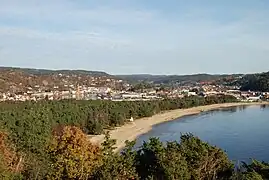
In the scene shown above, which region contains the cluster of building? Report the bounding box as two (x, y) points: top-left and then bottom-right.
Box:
(0, 84), (162, 101)
(2, 68), (268, 102)
(0, 74), (269, 101)
(1, 81), (268, 102)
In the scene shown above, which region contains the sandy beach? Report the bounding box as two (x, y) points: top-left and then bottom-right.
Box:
(89, 102), (268, 152)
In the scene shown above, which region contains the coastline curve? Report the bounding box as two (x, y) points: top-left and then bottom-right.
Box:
(89, 102), (269, 152)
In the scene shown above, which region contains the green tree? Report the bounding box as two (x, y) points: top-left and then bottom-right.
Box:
(179, 134), (233, 180)
(136, 138), (190, 180)
(92, 133), (138, 180)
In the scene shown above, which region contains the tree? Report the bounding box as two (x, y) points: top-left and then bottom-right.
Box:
(0, 131), (23, 179)
(92, 133), (138, 180)
(240, 72), (269, 92)
(179, 134), (233, 180)
(46, 126), (101, 180)
(136, 137), (190, 180)
(240, 160), (269, 179)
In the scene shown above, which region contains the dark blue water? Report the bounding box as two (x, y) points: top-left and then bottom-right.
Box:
(135, 105), (269, 162)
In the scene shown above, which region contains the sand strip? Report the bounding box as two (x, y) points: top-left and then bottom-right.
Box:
(89, 102), (268, 152)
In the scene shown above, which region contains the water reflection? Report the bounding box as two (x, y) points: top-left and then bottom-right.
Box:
(204, 106), (239, 116)
(260, 104), (268, 109)
(238, 105), (247, 111)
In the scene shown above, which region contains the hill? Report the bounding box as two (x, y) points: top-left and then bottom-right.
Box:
(240, 71), (269, 92)
(0, 67), (117, 93)
(116, 73), (243, 84)
(1, 66), (267, 93)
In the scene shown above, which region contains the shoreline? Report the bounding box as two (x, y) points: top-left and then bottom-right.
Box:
(89, 102), (269, 152)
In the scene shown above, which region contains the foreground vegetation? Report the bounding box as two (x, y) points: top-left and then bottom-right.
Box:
(1, 127), (269, 179)
(0, 95), (250, 179)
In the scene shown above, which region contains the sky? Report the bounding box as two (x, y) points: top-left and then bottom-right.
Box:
(0, 0), (269, 75)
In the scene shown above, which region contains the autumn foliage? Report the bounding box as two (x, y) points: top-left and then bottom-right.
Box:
(46, 126), (101, 179)
(0, 131), (23, 179)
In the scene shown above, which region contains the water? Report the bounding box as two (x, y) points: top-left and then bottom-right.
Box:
(135, 105), (269, 162)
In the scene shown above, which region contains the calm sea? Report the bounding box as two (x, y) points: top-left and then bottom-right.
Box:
(135, 105), (269, 162)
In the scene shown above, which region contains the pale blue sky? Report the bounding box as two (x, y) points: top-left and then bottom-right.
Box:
(0, 0), (269, 75)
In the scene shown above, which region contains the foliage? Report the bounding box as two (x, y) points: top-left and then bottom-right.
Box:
(0, 131), (23, 180)
(46, 126), (101, 180)
(135, 135), (233, 180)
(1, 124), (269, 179)
(129, 82), (154, 92)
(179, 134), (233, 179)
(0, 67), (113, 93)
(135, 137), (190, 180)
(240, 72), (269, 92)
(92, 135), (138, 180)
(117, 74), (242, 85)
(238, 160), (269, 179)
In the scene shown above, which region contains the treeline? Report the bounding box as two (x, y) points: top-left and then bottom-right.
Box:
(1, 126), (268, 179)
(0, 95), (237, 134)
(116, 74), (240, 85)
(240, 72), (269, 92)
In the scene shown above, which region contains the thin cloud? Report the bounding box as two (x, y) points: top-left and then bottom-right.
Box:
(0, 0), (269, 74)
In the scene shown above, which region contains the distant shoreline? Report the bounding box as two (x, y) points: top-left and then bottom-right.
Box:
(89, 102), (269, 152)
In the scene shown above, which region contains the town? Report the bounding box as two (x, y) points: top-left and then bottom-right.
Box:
(0, 68), (268, 102)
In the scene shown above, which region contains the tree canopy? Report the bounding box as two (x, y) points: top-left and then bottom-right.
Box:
(240, 72), (269, 92)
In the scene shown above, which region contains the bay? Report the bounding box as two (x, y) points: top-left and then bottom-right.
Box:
(135, 105), (269, 162)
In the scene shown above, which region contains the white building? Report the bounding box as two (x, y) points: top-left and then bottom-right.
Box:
(122, 93), (142, 99)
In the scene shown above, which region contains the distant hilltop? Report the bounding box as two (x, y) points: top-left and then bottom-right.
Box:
(0, 66), (111, 77)
(0, 66), (120, 93)
(0, 66), (268, 92)
(117, 72), (269, 93)
(116, 73), (244, 84)
(0, 66), (244, 84)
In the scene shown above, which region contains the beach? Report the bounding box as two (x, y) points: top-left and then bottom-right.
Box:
(89, 102), (268, 152)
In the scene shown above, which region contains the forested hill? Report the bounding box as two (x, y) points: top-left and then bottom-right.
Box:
(0, 67), (117, 92)
(2, 66), (268, 90)
(116, 73), (243, 84)
(240, 71), (269, 92)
